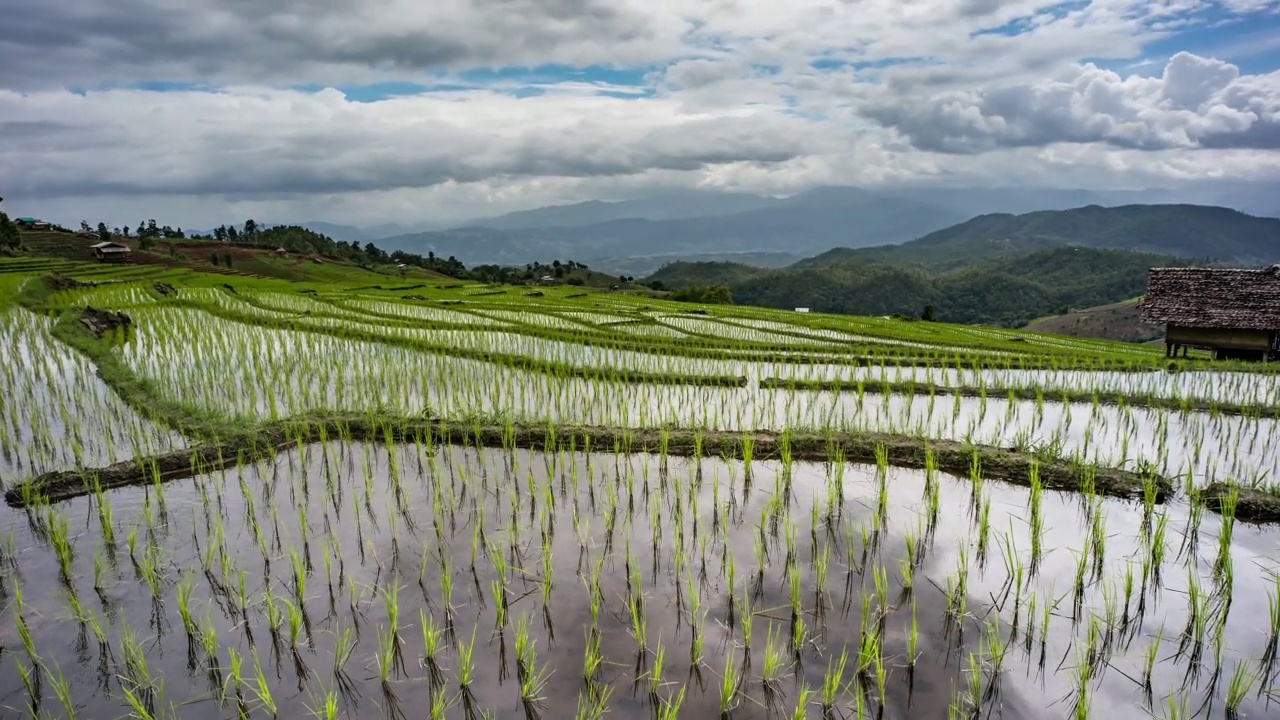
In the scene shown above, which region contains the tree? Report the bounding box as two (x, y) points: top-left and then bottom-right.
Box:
(138, 234), (154, 251)
(227, 226), (239, 243)
(921, 304), (936, 322)
(364, 242), (388, 264)
(214, 226), (227, 242)
(0, 211), (20, 250)
(96, 222), (111, 244)
(669, 284), (733, 305)
(243, 219), (257, 241)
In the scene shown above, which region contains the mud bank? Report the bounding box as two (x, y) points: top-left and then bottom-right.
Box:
(5, 415), (1171, 507)
(1201, 481), (1280, 524)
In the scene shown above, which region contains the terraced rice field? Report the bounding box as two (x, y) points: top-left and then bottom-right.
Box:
(0, 266), (1277, 720)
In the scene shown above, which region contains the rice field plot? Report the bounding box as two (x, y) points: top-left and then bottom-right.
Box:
(73, 283), (163, 308)
(177, 288), (301, 322)
(657, 315), (844, 348)
(755, 362), (1280, 407)
(3, 270), (1279, 720)
(340, 298), (514, 327)
(717, 316), (1027, 357)
(557, 311), (646, 326)
(604, 321), (693, 339)
(0, 308), (187, 481)
(470, 308), (604, 332)
(0, 435), (1276, 720)
(114, 307), (1278, 490)
(244, 292), (381, 322)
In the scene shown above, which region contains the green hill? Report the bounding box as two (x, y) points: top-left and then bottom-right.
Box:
(648, 246), (1189, 328)
(646, 204), (1275, 328)
(1024, 298), (1164, 344)
(796, 204), (1278, 270)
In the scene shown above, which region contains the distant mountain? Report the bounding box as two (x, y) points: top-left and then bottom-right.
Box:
(470, 191), (780, 230)
(300, 221), (423, 243)
(644, 203), (1279, 327)
(796, 204), (1280, 270)
(377, 187), (969, 265)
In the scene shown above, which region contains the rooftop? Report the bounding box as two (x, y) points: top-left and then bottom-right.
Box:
(1141, 266), (1280, 331)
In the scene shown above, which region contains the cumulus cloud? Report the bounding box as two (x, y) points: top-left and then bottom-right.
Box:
(0, 87), (832, 198)
(863, 52), (1280, 153)
(3, 0), (1280, 226)
(0, 0), (1209, 90)
(0, 0), (684, 89)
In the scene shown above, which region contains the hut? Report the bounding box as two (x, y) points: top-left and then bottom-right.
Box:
(15, 217), (50, 230)
(90, 241), (132, 263)
(1141, 266), (1280, 361)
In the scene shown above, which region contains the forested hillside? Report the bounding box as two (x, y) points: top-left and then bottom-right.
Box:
(648, 247), (1190, 327)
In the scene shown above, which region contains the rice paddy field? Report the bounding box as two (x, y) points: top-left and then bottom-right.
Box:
(1, 261), (1278, 720)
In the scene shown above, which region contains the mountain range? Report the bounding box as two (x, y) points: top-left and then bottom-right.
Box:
(289, 183), (1279, 272)
(645, 204), (1280, 328)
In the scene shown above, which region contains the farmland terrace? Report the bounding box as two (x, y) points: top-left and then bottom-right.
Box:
(0, 258), (1277, 720)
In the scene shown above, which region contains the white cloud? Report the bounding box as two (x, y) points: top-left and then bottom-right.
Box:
(2, 0), (1279, 227)
(862, 52), (1280, 152)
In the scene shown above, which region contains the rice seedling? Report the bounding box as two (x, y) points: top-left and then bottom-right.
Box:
(718, 656), (741, 719)
(248, 649), (277, 717)
(757, 622), (788, 707)
(1224, 660), (1257, 719)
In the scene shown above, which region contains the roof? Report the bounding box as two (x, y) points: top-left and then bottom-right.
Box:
(90, 241), (130, 250)
(1142, 266), (1280, 330)
(16, 217), (39, 222)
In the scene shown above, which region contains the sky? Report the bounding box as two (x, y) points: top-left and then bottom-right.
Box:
(2, 0), (1279, 230)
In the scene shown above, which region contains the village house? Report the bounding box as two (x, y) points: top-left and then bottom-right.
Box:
(15, 217), (51, 230)
(1141, 265), (1280, 361)
(90, 241), (132, 263)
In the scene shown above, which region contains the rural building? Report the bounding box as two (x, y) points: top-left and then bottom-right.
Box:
(15, 217), (50, 230)
(90, 241), (132, 263)
(1141, 266), (1280, 361)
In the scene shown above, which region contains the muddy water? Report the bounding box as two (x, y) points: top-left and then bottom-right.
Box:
(0, 444), (1276, 719)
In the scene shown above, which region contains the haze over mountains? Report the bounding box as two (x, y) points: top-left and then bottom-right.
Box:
(296, 183), (1280, 274)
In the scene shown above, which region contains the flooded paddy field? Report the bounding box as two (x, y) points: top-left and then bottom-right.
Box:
(3, 444), (1278, 719)
(0, 273), (1277, 719)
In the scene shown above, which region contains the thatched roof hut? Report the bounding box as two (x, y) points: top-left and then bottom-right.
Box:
(1142, 265), (1280, 360)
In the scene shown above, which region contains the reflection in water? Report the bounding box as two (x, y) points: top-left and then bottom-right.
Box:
(0, 443), (1275, 718)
